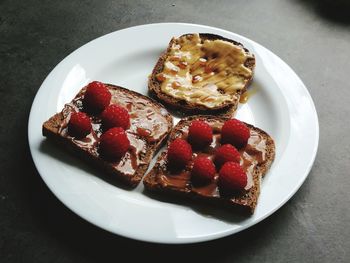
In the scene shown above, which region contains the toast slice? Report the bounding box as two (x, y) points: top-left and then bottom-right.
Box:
(143, 116), (275, 214)
(149, 33), (255, 115)
(43, 83), (173, 188)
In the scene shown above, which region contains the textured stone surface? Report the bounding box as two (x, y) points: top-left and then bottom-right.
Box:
(1, 0), (349, 262)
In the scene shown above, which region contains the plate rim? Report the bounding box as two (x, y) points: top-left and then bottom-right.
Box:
(28, 22), (319, 244)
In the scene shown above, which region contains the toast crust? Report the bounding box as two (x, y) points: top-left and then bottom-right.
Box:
(143, 116), (275, 213)
(43, 84), (173, 188)
(149, 33), (256, 116)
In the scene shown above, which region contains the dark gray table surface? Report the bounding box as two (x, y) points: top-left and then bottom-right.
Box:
(1, 0), (349, 262)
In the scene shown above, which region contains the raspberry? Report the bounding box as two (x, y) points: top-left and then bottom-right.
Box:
(83, 81), (111, 112)
(218, 162), (247, 192)
(167, 138), (192, 169)
(99, 127), (130, 161)
(101, 104), (130, 130)
(68, 112), (92, 138)
(221, 119), (250, 148)
(191, 157), (216, 185)
(188, 120), (213, 148)
(214, 144), (241, 168)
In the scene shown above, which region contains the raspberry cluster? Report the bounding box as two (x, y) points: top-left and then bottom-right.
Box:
(67, 81), (131, 161)
(166, 119), (250, 192)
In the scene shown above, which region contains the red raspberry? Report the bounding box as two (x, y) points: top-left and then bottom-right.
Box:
(83, 81), (111, 112)
(214, 144), (241, 168)
(101, 104), (130, 130)
(218, 162), (247, 192)
(188, 120), (213, 148)
(68, 112), (92, 138)
(99, 127), (130, 161)
(167, 138), (192, 169)
(221, 119), (250, 148)
(191, 157), (216, 184)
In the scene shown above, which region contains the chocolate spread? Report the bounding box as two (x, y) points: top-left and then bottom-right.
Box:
(156, 119), (267, 198)
(58, 86), (170, 176)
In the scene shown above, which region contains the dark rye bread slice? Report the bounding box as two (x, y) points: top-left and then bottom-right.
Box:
(143, 116), (275, 214)
(149, 33), (256, 116)
(43, 84), (173, 188)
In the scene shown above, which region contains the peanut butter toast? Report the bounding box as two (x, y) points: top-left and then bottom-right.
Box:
(149, 33), (255, 115)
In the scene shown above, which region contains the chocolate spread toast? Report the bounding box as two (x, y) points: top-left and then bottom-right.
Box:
(143, 116), (275, 213)
(149, 33), (255, 115)
(42, 83), (173, 188)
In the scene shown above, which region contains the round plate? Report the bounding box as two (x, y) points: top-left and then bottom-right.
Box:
(28, 23), (319, 244)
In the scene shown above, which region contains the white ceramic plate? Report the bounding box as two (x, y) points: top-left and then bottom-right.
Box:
(28, 23), (319, 244)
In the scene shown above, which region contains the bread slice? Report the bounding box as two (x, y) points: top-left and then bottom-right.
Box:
(143, 116), (275, 214)
(149, 33), (255, 115)
(43, 84), (173, 188)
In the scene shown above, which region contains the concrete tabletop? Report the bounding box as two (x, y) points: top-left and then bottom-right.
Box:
(1, 0), (349, 262)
